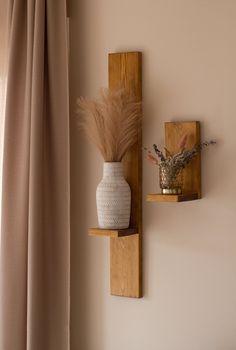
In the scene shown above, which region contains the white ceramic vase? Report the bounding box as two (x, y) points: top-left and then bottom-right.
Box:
(96, 162), (131, 229)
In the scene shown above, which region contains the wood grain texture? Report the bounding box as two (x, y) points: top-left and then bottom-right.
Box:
(109, 52), (142, 230)
(109, 52), (142, 298)
(110, 234), (141, 297)
(146, 193), (199, 202)
(165, 121), (201, 198)
(88, 228), (137, 237)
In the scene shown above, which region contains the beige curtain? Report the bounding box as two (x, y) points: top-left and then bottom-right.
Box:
(0, 0), (9, 228)
(0, 1), (70, 350)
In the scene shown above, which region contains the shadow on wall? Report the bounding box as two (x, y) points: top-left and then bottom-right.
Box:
(68, 0), (106, 349)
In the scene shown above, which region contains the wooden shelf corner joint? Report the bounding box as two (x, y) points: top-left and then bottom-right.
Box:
(146, 121), (201, 203)
(88, 52), (142, 298)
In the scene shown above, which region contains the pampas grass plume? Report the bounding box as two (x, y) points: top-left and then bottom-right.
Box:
(77, 88), (142, 162)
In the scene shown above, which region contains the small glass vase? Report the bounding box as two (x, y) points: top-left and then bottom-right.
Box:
(159, 163), (183, 195)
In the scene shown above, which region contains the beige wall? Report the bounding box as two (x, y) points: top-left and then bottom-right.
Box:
(68, 1), (236, 349)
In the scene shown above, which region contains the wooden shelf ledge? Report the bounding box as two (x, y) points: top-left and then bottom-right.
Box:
(146, 193), (199, 202)
(88, 228), (138, 238)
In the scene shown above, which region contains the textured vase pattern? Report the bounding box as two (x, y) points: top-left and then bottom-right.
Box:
(96, 162), (131, 229)
(159, 163), (183, 194)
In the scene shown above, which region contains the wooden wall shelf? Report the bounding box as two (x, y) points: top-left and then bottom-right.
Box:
(88, 228), (137, 238)
(88, 52), (142, 298)
(146, 121), (201, 203)
(146, 193), (199, 202)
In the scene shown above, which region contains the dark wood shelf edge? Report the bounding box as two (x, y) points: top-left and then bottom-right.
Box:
(146, 193), (199, 202)
(88, 228), (138, 238)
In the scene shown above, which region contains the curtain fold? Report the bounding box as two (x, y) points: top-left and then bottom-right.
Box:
(0, 1), (70, 349)
(0, 1), (9, 232)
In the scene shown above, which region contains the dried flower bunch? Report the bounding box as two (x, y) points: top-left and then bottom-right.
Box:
(145, 134), (216, 182)
(77, 88), (142, 162)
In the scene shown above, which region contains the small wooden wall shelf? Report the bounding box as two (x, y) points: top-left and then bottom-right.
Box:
(146, 121), (201, 203)
(146, 193), (198, 202)
(88, 228), (137, 238)
(88, 52), (142, 298)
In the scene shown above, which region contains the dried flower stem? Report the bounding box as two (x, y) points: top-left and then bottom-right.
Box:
(77, 88), (142, 162)
(145, 138), (216, 178)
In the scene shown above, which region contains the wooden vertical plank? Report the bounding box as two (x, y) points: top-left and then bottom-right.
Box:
(109, 52), (142, 230)
(110, 234), (141, 297)
(165, 121), (201, 198)
(109, 52), (142, 298)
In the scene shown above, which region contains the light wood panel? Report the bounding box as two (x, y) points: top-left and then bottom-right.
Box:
(110, 234), (141, 297)
(147, 121), (201, 202)
(165, 121), (201, 198)
(109, 52), (142, 230)
(88, 228), (137, 238)
(146, 193), (198, 202)
(109, 52), (142, 298)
